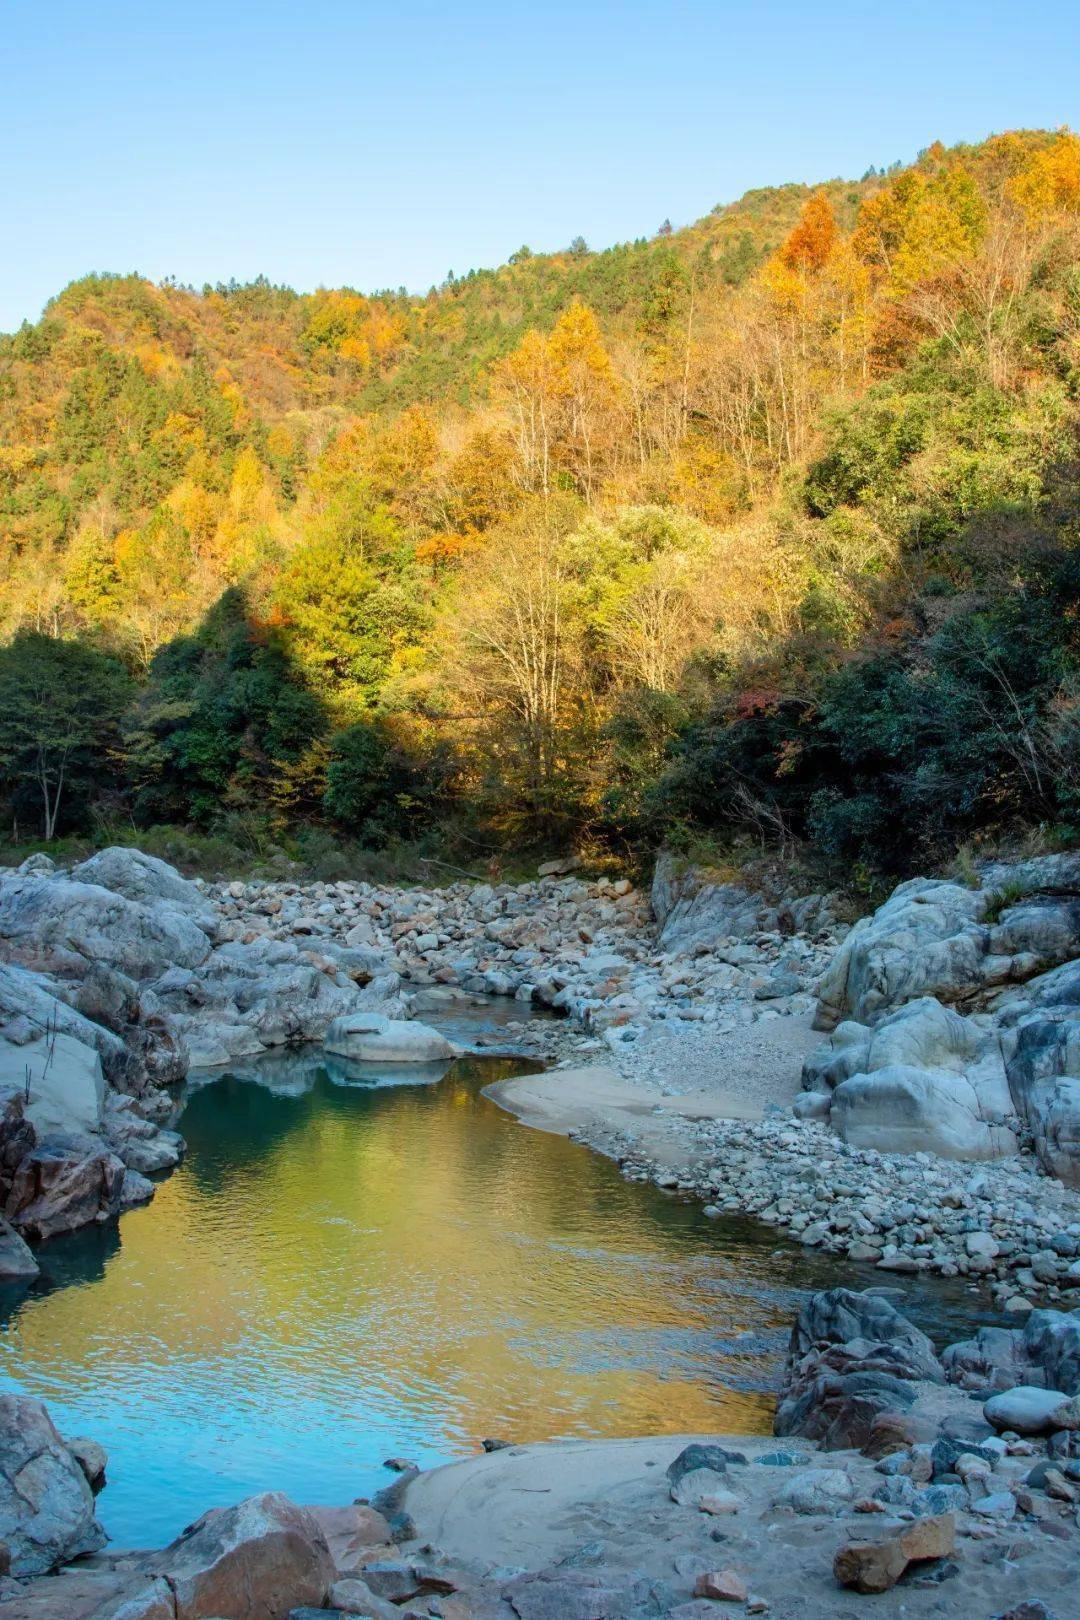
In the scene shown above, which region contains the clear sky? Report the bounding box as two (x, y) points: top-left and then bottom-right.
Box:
(3, 0), (1077, 333)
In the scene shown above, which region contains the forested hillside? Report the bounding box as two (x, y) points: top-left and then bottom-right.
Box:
(1, 129), (1077, 876)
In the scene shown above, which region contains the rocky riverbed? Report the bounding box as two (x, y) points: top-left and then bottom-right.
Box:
(0, 840), (1079, 1615)
(3, 1285), (1079, 1617)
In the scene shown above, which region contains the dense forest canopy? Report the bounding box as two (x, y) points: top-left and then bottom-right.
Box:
(1, 129), (1077, 875)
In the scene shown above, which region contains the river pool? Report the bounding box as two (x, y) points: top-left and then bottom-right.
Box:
(0, 1013), (996, 1548)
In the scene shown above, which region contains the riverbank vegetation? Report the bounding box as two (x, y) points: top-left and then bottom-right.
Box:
(1, 129), (1077, 877)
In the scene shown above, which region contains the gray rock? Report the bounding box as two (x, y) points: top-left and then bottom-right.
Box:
(943, 1308), (1080, 1396)
(323, 1012), (455, 1064)
(0, 1395), (105, 1574)
(71, 848), (217, 933)
(788, 1288), (942, 1382)
(66, 1436), (107, 1494)
(814, 858), (1080, 1031)
(0, 870), (211, 982)
(0, 1216), (39, 1280)
(807, 998), (1017, 1161)
(666, 1443), (746, 1488)
(773, 1467), (855, 1514)
(983, 1385), (1080, 1434)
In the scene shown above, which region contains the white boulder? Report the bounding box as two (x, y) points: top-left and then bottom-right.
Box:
(323, 1012), (456, 1064)
(983, 1384), (1080, 1434)
(0, 1029), (106, 1138)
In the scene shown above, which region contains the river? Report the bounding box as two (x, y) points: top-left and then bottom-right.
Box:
(0, 1005), (997, 1549)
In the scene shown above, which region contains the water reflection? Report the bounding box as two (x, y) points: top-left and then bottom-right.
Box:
(0, 1049), (996, 1549)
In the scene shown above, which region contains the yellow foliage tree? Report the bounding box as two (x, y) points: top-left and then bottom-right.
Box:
(1008, 131), (1080, 221)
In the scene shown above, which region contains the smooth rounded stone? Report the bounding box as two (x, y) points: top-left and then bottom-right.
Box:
(698, 1490), (741, 1516)
(323, 1012), (456, 1064)
(670, 1469), (734, 1509)
(930, 1437), (999, 1479)
(0, 1395), (105, 1574)
(792, 1090), (832, 1121)
(832, 1061), (1017, 1162)
(966, 1231), (1001, 1261)
(754, 1450), (811, 1467)
(772, 1467), (855, 1514)
(984, 1386), (1080, 1435)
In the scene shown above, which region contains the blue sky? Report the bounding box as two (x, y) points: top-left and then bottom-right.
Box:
(2, 0), (1077, 332)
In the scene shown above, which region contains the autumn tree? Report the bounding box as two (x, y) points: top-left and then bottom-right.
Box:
(781, 190), (839, 273)
(1008, 131), (1080, 222)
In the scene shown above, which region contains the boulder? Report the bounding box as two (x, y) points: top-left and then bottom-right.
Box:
(304, 1503), (391, 1574)
(0, 871), (211, 982)
(62, 963), (141, 1035)
(71, 848), (215, 931)
(0, 1217), (39, 1281)
(983, 1385), (1080, 1434)
(788, 1289), (942, 1382)
(773, 1467), (854, 1514)
(0, 1568), (176, 1618)
(0, 1031), (106, 1139)
(804, 997), (1018, 1160)
(103, 1097), (184, 1177)
(1000, 974), (1080, 1186)
(6, 1143), (152, 1241)
(323, 1012), (456, 1064)
(776, 1290), (942, 1450)
(651, 857), (780, 953)
(66, 1437), (107, 1494)
(0, 1395), (105, 1574)
(943, 1308), (1080, 1396)
(147, 1490), (335, 1619)
(832, 1063), (1017, 1159)
(154, 938), (394, 1068)
(0, 964), (127, 1077)
(814, 857), (1080, 1031)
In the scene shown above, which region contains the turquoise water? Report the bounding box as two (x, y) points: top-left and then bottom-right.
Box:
(0, 1023), (994, 1550)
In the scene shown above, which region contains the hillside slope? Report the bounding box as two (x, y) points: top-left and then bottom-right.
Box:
(0, 128), (1076, 872)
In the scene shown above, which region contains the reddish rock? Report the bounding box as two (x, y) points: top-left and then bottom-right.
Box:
(5, 1144), (138, 1241)
(834, 1512), (955, 1594)
(304, 1503), (391, 1572)
(0, 1569), (173, 1618)
(148, 1490), (334, 1619)
(862, 1410), (918, 1459)
(694, 1568), (749, 1602)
